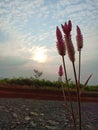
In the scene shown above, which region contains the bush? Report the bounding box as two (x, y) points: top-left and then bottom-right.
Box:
(0, 77), (98, 91)
(85, 85), (98, 91)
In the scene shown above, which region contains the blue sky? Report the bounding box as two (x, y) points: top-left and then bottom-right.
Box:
(0, 0), (98, 85)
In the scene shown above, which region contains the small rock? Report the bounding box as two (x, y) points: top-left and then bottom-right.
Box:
(39, 118), (43, 122)
(12, 113), (18, 118)
(25, 108), (29, 111)
(30, 121), (36, 127)
(40, 113), (44, 116)
(25, 116), (31, 121)
(47, 120), (59, 125)
(22, 105), (26, 107)
(30, 111), (38, 116)
(45, 125), (57, 130)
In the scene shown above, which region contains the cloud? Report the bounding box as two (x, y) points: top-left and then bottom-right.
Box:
(0, 0), (98, 84)
(50, 0), (98, 36)
(0, 30), (9, 43)
(0, 0), (49, 31)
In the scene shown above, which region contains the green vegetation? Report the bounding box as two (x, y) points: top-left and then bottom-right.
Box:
(0, 77), (98, 92)
(0, 77), (63, 88)
(85, 85), (98, 91)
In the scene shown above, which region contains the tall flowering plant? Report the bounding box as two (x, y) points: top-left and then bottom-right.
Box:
(56, 20), (92, 130)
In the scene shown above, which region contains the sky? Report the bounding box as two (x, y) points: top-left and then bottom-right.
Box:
(0, 0), (98, 85)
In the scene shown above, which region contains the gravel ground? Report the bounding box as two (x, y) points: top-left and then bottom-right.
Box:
(0, 98), (98, 130)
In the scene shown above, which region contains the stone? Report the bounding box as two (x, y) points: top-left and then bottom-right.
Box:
(12, 113), (18, 118)
(40, 113), (44, 116)
(45, 125), (57, 130)
(30, 121), (36, 127)
(47, 120), (59, 125)
(30, 111), (38, 116)
(25, 116), (31, 121)
(25, 108), (29, 111)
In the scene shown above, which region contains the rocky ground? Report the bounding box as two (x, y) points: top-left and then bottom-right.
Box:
(0, 98), (98, 130)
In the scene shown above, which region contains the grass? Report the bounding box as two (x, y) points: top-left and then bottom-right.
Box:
(0, 77), (98, 92)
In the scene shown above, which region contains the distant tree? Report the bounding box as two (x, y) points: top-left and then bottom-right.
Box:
(33, 69), (43, 79)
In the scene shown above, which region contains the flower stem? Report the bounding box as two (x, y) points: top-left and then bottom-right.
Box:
(72, 62), (81, 130)
(62, 56), (77, 130)
(78, 51), (81, 84)
(60, 79), (73, 115)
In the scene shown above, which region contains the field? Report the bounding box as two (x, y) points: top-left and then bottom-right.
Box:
(0, 78), (98, 102)
(0, 78), (98, 130)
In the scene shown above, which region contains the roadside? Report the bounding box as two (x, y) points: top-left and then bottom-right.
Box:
(0, 84), (98, 102)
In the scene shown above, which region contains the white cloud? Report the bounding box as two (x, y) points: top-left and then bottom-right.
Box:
(0, 0), (98, 84)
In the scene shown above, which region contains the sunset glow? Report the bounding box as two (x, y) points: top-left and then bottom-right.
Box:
(32, 47), (47, 63)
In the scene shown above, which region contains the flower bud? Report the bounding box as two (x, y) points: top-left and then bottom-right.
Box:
(61, 20), (72, 36)
(58, 65), (63, 76)
(56, 27), (66, 56)
(68, 20), (72, 33)
(56, 26), (62, 41)
(76, 26), (83, 51)
(64, 35), (75, 63)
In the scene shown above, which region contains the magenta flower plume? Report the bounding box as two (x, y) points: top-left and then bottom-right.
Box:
(62, 20), (75, 62)
(58, 65), (63, 76)
(64, 35), (75, 63)
(56, 26), (66, 56)
(61, 22), (68, 35)
(76, 26), (83, 51)
(56, 26), (62, 41)
(68, 20), (72, 33)
(61, 20), (72, 36)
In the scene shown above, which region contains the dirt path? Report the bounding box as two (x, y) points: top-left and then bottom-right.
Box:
(0, 86), (98, 102)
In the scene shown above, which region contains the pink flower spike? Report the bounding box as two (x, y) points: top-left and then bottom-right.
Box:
(56, 26), (66, 56)
(58, 65), (63, 76)
(61, 22), (68, 35)
(64, 22), (68, 28)
(56, 39), (66, 56)
(68, 20), (72, 33)
(64, 35), (75, 62)
(77, 25), (81, 36)
(61, 24), (65, 33)
(56, 26), (62, 41)
(61, 21), (72, 36)
(76, 26), (83, 51)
